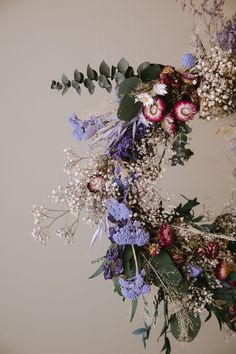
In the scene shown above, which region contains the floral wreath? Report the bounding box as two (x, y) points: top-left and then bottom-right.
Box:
(32, 1), (236, 353)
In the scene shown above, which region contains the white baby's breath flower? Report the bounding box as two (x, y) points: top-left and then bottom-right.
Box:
(152, 83), (168, 96)
(135, 93), (153, 107)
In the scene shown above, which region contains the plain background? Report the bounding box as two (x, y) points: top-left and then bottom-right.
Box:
(1, 0), (236, 353)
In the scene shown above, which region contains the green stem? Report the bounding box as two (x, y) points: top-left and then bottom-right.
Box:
(132, 245), (139, 275)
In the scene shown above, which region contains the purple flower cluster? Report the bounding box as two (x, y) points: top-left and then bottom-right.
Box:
(103, 245), (123, 280)
(112, 221), (150, 246)
(217, 18), (236, 55)
(107, 197), (131, 221)
(69, 113), (104, 141)
(119, 269), (150, 300)
(181, 53), (196, 68)
(111, 123), (148, 160)
(187, 264), (203, 278)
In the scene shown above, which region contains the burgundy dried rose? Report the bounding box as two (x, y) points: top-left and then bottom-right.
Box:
(206, 242), (220, 259)
(158, 224), (174, 248)
(87, 175), (106, 193)
(215, 260), (231, 281)
(171, 253), (185, 265)
(160, 66), (182, 88)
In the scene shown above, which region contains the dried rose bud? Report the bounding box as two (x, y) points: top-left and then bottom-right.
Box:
(171, 253), (185, 265)
(87, 175), (105, 193)
(196, 247), (206, 257)
(158, 224), (174, 248)
(149, 243), (161, 257)
(206, 242), (220, 259)
(215, 260), (231, 280)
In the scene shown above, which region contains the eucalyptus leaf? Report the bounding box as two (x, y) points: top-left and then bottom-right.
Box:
(99, 60), (110, 78)
(98, 74), (110, 89)
(115, 72), (126, 84)
(117, 57), (129, 74)
(74, 69), (84, 83)
(62, 85), (68, 95)
(72, 80), (81, 95)
(89, 260), (105, 279)
(125, 66), (134, 78)
(170, 310), (201, 342)
(112, 276), (122, 296)
(117, 92), (142, 121)
(118, 76), (141, 98)
(130, 299), (138, 322)
(140, 64), (161, 82)
(111, 65), (117, 79)
(87, 64), (98, 80)
(151, 252), (182, 286)
(137, 62), (150, 75)
(132, 328), (147, 335)
(61, 73), (69, 85)
(84, 78), (95, 94)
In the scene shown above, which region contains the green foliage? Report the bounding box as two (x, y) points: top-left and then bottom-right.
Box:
(112, 276), (122, 296)
(117, 57), (129, 74)
(132, 321), (151, 348)
(170, 131), (193, 166)
(118, 76), (141, 98)
(50, 59), (163, 121)
(89, 260), (105, 279)
(123, 245), (135, 278)
(84, 78), (95, 94)
(228, 271), (236, 282)
(213, 287), (236, 306)
(170, 310), (201, 342)
(175, 197), (200, 222)
(87, 64), (98, 81)
(99, 60), (110, 78)
(161, 336), (171, 354)
(151, 251), (182, 287)
(117, 92), (142, 121)
(139, 63), (161, 82)
(130, 299), (138, 322)
(137, 62), (150, 75)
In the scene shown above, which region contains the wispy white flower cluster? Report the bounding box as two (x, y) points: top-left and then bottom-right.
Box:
(135, 83), (168, 107)
(196, 46), (236, 120)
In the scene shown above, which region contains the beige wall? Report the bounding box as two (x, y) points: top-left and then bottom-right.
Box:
(1, 1), (236, 354)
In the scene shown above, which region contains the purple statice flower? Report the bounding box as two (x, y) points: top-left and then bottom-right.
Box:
(110, 122), (148, 160)
(105, 246), (120, 261)
(187, 264), (203, 278)
(103, 263), (112, 280)
(69, 113), (104, 141)
(181, 53), (196, 68)
(112, 221), (150, 246)
(119, 269), (150, 300)
(114, 258), (123, 276)
(217, 19), (236, 55)
(113, 135), (133, 159)
(103, 244), (123, 280)
(107, 197), (132, 221)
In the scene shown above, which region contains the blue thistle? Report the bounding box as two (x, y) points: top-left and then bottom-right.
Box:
(181, 53), (196, 68)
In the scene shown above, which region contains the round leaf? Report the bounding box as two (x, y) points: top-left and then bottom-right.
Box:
(117, 92), (142, 121)
(170, 311), (201, 342)
(118, 76), (141, 98)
